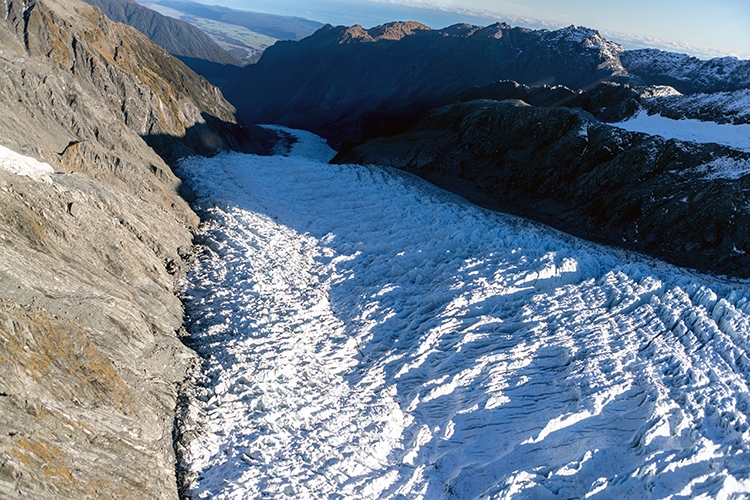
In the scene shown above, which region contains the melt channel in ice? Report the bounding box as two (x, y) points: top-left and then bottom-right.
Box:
(177, 127), (750, 499)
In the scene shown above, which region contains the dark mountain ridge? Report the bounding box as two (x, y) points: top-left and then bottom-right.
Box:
(224, 21), (629, 148)
(642, 88), (750, 125)
(621, 49), (750, 94)
(224, 21), (750, 149)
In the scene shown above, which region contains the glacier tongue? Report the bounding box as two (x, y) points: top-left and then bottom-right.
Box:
(177, 128), (750, 499)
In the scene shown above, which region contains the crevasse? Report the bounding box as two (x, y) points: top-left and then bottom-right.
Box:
(176, 128), (750, 499)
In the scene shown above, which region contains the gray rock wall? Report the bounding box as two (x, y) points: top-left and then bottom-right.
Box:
(0, 166), (195, 499)
(0, 0), (261, 496)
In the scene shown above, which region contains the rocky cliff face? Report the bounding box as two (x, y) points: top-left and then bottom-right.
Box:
(1, 0), (272, 164)
(642, 88), (750, 125)
(0, 0), (268, 497)
(334, 99), (750, 277)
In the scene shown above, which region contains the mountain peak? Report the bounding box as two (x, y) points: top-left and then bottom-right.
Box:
(555, 25), (600, 40)
(440, 23), (483, 37)
(335, 21), (431, 43)
(367, 21), (431, 41)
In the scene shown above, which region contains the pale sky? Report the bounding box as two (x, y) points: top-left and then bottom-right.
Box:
(456, 0), (750, 56)
(216, 0), (749, 58)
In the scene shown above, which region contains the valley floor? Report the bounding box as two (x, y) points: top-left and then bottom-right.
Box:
(176, 128), (750, 499)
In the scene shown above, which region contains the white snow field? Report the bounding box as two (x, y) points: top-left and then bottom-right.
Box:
(177, 128), (750, 499)
(613, 111), (750, 152)
(0, 145), (54, 182)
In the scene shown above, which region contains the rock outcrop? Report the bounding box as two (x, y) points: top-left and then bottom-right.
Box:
(642, 88), (750, 125)
(334, 99), (750, 277)
(0, 0), (270, 497)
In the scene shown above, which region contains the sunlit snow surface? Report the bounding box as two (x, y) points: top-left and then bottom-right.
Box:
(0, 145), (54, 182)
(178, 128), (750, 499)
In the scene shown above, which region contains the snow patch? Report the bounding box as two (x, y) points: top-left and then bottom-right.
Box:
(613, 110), (750, 152)
(261, 124), (337, 162)
(578, 123), (589, 139)
(697, 157), (750, 181)
(0, 145), (54, 182)
(639, 85), (682, 99)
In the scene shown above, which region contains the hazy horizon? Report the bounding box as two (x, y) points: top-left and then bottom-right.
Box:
(179, 0), (750, 60)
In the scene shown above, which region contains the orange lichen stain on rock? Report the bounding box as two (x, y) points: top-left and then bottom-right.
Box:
(9, 435), (144, 499)
(0, 307), (134, 412)
(10, 437), (89, 496)
(0, 305), (157, 498)
(58, 141), (87, 173)
(43, 12), (74, 69)
(22, 7), (70, 69)
(12, 437), (75, 481)
(76, 8), (119, 65)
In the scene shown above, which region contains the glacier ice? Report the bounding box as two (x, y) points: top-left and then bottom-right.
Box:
(177, 128), (750, 499)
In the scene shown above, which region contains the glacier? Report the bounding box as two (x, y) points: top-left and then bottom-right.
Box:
(176, 128), (750, 499)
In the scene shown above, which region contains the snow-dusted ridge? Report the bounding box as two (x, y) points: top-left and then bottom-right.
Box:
(645, 89), (750, 126)
(542, 25), (625, 73)
(620, 49), (750, 94)
(177, 128), (750, 499)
